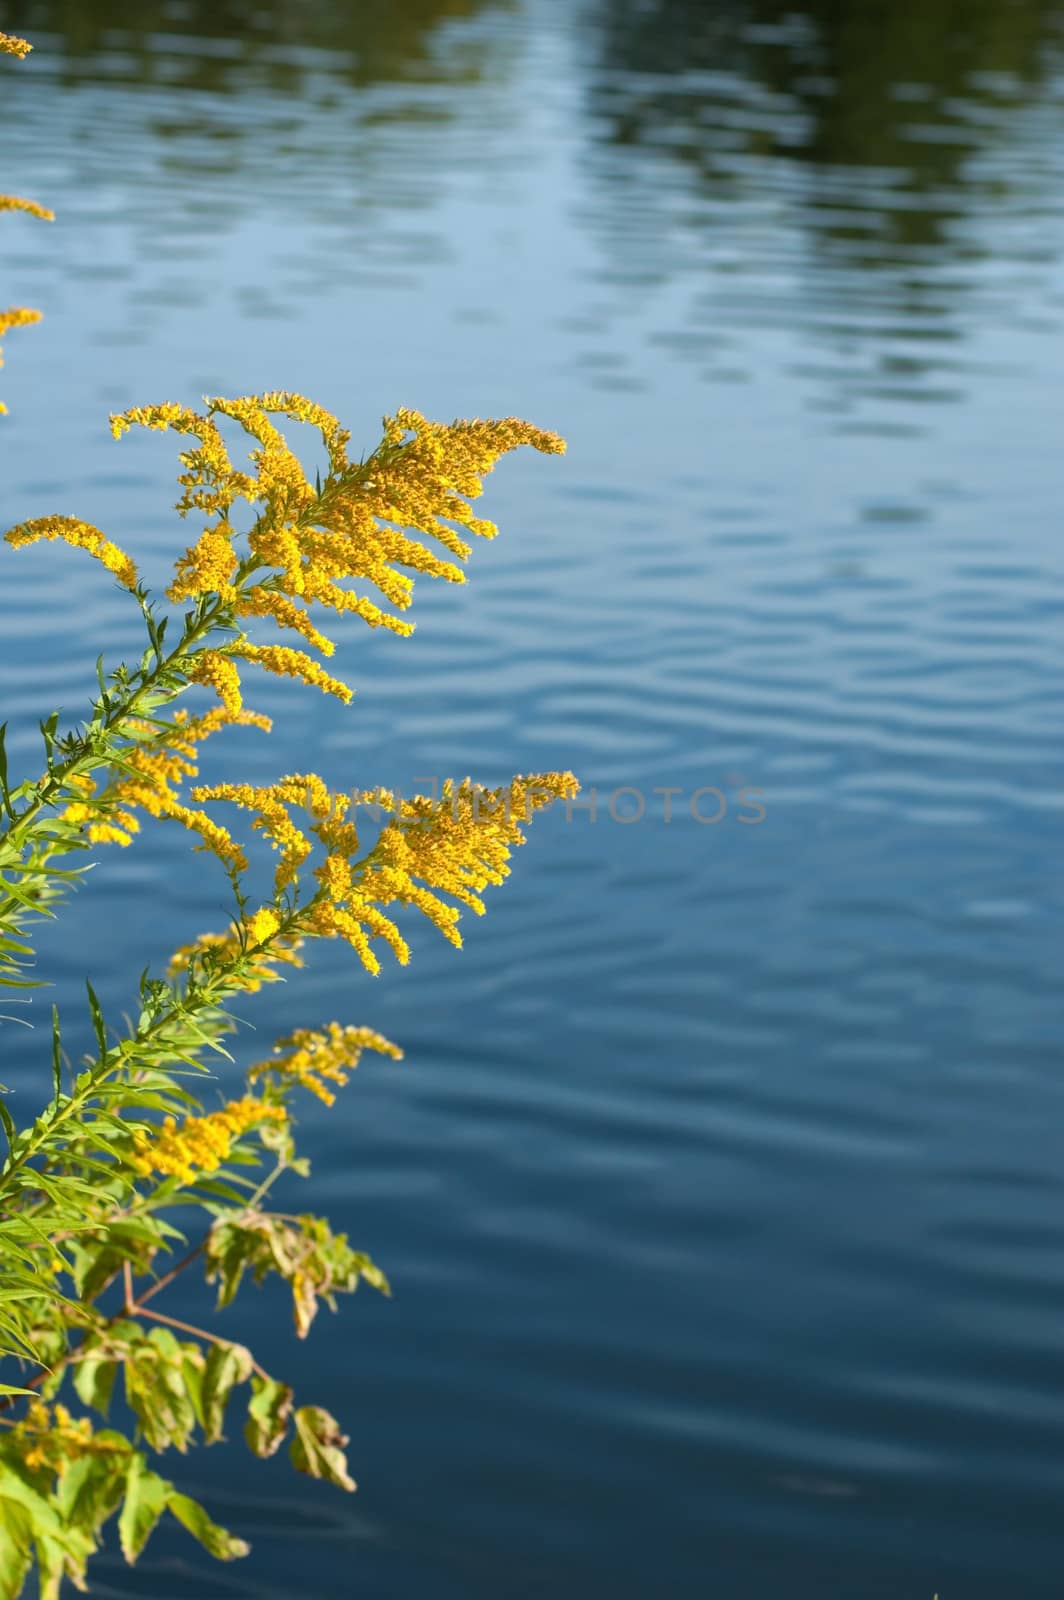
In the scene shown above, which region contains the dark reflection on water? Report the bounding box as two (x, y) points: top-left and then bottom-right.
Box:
(578, 0), (1064, 416)
(2, 1), (1064, 1596)
(18, 0), (504, 88)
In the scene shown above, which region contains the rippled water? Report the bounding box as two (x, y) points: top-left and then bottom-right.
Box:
(2, 0), (1064, 1593)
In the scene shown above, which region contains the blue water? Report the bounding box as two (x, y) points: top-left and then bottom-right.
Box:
(2, 0), (1064, 1593)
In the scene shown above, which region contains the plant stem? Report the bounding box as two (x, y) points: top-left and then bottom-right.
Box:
(137, 1306), (268, 1379)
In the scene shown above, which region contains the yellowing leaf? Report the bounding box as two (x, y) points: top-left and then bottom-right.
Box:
(244, 1375), (292, 1459)
(167, 1491), (249, 1560)
(289, 1405), (355, 1492)
(117, 1455), (168, 1562)
(201, 1341), (253, 1444)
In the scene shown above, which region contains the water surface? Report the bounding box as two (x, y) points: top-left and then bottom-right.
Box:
(2, 1), (1064, 1593)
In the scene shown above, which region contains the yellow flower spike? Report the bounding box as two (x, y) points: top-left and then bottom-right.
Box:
(4, 514), (139, 590)
(0, 32), (32, 57)
(166, 803), (247, 875)
(255, 391), (351, 476)
(289, 572), (417, 637)
(0, 196), (54, 221)
(189, 649), (243, 715)
(131, 1096), (285, 1183)
(176, 704), (273, 741)
(248, 1023), (402, 1106)
(234, 587), (336, 655)
(86, 822), (135, 847)
(111, 403), (258, 517)
(207, 396), (316, 519)
(303, 901), (384, 975)
(231, 644), (353, 704)
(352, 773), (580, 947)
(244, 905), (282, 946)
(61, 707), (272, 856)
(191, 778), (315, 892)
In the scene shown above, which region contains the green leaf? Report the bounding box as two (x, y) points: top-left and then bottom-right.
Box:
(33, 1534), (67, 1600)
(166, 1492), (250, 1560)
(180, 1344), (206, 1430)
(118, 1454), (168, 1562)
(38, 710), (60, 768)
(201, 1341), (253, 1444)
(73, 1351), (118, 1417)
(50, 1006), (62, 1102)
(289, 1405), (355, 1492)
(56, 1450), (128, 1531)
(244, 1375), (293, 1459)
(124, 1328), (197, 1454)
(85, 981), (107, 1058)
(70, 1243), (125, 1305)
(0, 1098), (16, 1159)
(0, 724), (15, 824)
(0, 1497), (34, 1600)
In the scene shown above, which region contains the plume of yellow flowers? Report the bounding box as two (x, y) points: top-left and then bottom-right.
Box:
(4, 515), (138, 588)
(130, 1097), (286, 1185)
(107, 393), (565, 701)
(5, 392), (577, 972)
(189, 774), (324, 892)
(0, 195), (54, 220)
(192, 770), (578, 975)
(1, 34), (53, 412)
(248, 1023), (402, 1107)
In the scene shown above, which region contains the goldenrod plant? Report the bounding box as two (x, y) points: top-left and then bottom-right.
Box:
(0, 32), (576, 1592)
(0, 32), (53, 415)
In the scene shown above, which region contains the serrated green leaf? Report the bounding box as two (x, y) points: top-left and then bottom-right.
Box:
(118, 1455), (168, 1562)
(166, 1491), (249, 1560)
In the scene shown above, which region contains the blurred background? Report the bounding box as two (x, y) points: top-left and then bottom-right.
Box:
(1, 0), (1064, 1594)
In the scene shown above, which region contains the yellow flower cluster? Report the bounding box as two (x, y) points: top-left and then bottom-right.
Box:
(4, 515), (138, 589)
(189, 649), (244, 717)
(60, 708), (269, 872)
(0, 195), (54, 221)
(1, 37), (51, 414)
(191, 773), (334, 892)
(130, 1096), (286, 1185)
(192, 769), (578, 975)
(349, 773), (580, 954)
(14, 1399), (97, 1475)
(109, 393), (565, 696)
(167, 906), (305, 993)
(0, 308), (43, 416)
(248, 1023), (402, 1106)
